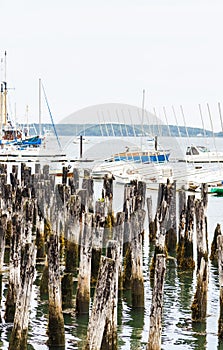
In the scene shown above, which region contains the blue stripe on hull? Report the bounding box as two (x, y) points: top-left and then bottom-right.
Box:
(114, 153), (170, 163)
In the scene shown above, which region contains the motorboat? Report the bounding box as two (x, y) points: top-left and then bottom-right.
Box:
(183, 145), (223, 163)
(111, 146), (170, 163)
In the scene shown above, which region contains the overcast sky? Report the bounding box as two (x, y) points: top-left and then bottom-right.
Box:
(1, 0), (223, 130)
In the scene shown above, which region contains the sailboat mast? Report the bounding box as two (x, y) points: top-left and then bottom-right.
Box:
(39, 78), (42, 137)
(140, 89), (145, 150)
(3, 51), (7, 126)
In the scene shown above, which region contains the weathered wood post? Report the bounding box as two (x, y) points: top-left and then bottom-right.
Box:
(165, 181), (177, 252)
(195, 184), (208, 270)
(131, 209), (145, 308)
(112, 212), (125, 290)
(65, 194), (81, 274)
(0, 213), (7, 323)
(191, 257), (208, 322)
(210, 223), (221, 262)
(123, 183), (136, 288)
(147, 195), (156, 242)
(177, 194), (195, 270)
(150, 182), (172, 278)
(177, 189), (186, 265)
(47, 228), (65, 348)
(217, 235), (223, 338)
(73, 167), (79, 191)
(84, 255), (117, 350)
(0, 213), (7, 268)
(147, 254), (166, 350)
(91, 200), (105, 284)
(105, 240), (119, 349)
(76, 213), (93, 314)
(5, 214), (21, 322)
(10, 165), (18, 191)
(9, 243), (36, 350)
(191, 184), (208, 321)
(82, 172), (94, 213)
(103, 173), (114, 216)
(102, 174), (114, 248)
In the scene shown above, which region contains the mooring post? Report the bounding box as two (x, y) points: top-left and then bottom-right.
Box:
(65, 194), (81, 273)
(91, 200), (105, 284)
(191, 184), (209, 322)
(82, 174), (94, 213)
(147, 195), (156, 242)
(131, 210), (145, 308)
(103, 173), (114, 216)
(150, 182), (170, 278)
(105, 240), (119, 349)
(76, 213), (93, 314)
(191, 257), (208, 322)
(0, 213), (7, 269)
(147, 254), (166, 350)
(0, 213), (7, 323)
(113, 212), (125, 290)
(84, 255), (117, 350)
(5, 214), (21, 322)
(47, 230), (65, 348)
(177, 194), (195, 270)
(217, 235), (223, 338)
(210, 223), (221, 262)
(10, 165), (18, 191)
(73, 167), (79, 191)
(195, 189), (208, 270)
(165, 181), (177, 252)
(177, 189), (186, 265)
(9, 243), (36, 350)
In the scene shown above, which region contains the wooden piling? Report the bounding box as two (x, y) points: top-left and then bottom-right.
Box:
(105, 240), (119, 348)
(195, 196), (208, 271)
(191, 185), (209, 321)
(217, 235), (223, 338)
(65, 194), (81, 273)
(210, 223), (221, 262)
(76, 213), (93, 314)
(91, 200), (105, 284)
(5, 214), (21, 322)
(191, 257), (208, 322)
(177, 189), (186, 265)
(0, 214), (7, 268)
(84, 255), (117, 350)
(131, 210), (145, 308)
(150, 182), (171, 278)
(165, 181), (177, 252)
(147, 195), (156, 242)
(177, 194), (195, 270)
(47, 231), (65, 348)
(147, 254), (166, 350)
(112, 212), (125, 289)
(0, 213), (7, 323)
(9, 243), (36, 350)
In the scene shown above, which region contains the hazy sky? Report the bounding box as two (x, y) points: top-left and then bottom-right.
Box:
(1, 0), (223, 130)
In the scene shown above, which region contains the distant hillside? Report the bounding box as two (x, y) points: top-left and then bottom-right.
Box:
(30, 123), (223, 137)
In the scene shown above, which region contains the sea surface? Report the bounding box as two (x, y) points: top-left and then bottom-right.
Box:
(1, 135), (223, 349)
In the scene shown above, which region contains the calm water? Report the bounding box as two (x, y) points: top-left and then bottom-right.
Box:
(1, 135), (223, 349)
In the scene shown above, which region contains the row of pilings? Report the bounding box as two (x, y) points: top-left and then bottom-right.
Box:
(0, 162), (222, 349)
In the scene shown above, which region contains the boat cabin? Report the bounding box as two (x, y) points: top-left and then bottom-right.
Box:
(186, 145), (209, 155)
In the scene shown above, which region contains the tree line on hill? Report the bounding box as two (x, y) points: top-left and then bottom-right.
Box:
(28, 123), (223, 137)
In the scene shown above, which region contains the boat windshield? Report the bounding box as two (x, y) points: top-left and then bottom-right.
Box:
(186, 145), (209, 155)
(197, 146), (209, 153)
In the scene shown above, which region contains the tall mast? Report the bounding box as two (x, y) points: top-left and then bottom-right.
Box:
(140, 89), (145, 150)
(3, 51), (7, 126)
(39, 78), (42, 137)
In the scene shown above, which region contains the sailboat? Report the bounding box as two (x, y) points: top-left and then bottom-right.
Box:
(0, 52), (43, 156)
(0, 53), (66, 162)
